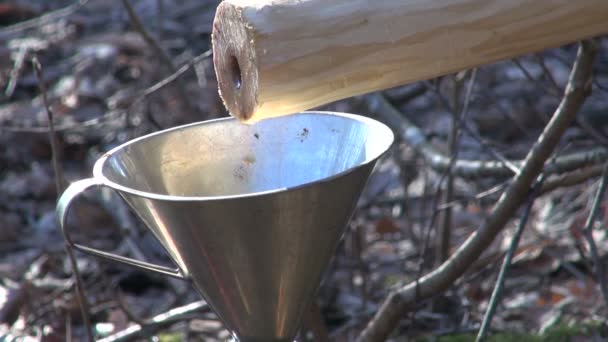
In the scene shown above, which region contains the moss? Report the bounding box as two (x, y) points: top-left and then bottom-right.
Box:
(158, 332), (182, 342)
(416, 321), (605, 342)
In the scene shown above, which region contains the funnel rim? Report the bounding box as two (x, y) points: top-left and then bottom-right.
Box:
(92, 111), (394, 202)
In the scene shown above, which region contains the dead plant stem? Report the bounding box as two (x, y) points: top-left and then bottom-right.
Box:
(34, 56), (94, 342)
(475, 176), (544, 341)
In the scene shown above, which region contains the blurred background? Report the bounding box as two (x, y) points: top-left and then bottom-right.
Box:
(1, 0), (608, 341)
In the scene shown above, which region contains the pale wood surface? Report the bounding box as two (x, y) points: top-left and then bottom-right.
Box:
(212, 0), (608, 123)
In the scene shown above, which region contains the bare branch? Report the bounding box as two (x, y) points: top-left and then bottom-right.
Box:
(357, 40), (597, 342)
(424, 79), (522, 175)
(121, 0), (174, 72)
(137, 50), (212, 102)
(438, 70), (477, 265)
(540, 165), (604, 194)
(512, 58), (560, 98)
(476, 176), (543, 341)
(34, 56), (94, 342)
(121, 0), (197, 119)
(98, 301), (209, 342)
(0, 50), (212, 133)
(0, 0), (89, 39)
(366, 93), (607, 179)
(32, 57), (65, 193)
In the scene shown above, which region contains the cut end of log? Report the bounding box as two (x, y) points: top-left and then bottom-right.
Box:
(212, 2), (258, 122)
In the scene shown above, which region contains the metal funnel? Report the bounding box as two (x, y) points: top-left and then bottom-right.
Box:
(57, 111), (394, 341)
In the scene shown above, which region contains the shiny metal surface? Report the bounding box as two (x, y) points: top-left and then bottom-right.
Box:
(56, 111), (394, 342)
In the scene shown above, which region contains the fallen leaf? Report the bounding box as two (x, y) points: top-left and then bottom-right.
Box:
(375, 217), (400, 235)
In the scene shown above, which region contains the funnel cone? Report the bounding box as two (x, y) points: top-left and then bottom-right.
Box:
(68, 112), (393, 341)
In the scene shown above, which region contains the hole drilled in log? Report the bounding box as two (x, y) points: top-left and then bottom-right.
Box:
(229, 55), (242, 90)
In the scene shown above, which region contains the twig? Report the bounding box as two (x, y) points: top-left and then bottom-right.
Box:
(575, 115), (608, 147)
(424, 80), (521, 175)
(357, 40), (597, 342)
(98, 300), (209, 342)
(121, 0), (173, 71)
(32, 58), (66, 192)
(512, 58), (560, 98)
(366, 93), (607, 179)
(136, 50), (212, 102)
(436, 78), (461, 265)
(437, 70), (477, 265)
(33, 56), (94, 342)
(0, 109), (123, 133)
(0, 0), (89, 39)
(535, 53), (562, 93)
(436, 164), (603, 210)
(517, 54), (608, 147)
(0, 50), (211, 133)
(121, 0), (197, 119)
(412, 160), (448, 320)
(4, 45), (27, 97)
(475, 176), (544, 341)
(582, 163), (608, 309)
(540, 165), (604, 195)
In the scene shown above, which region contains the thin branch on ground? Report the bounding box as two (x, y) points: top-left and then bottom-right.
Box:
(431, 164), (603, 212)
(540, 165), (604, 195)
(535, 53), (562, 93)
(0, 0), (89, 38)
(97, 300), (209, 342)
(366, 93), (607, 179)
(357, 40), (597, 342)
(582, 163), (608, 309)
(412, 162), (448, 319)
(411, 72), (477, 310)
(33, 56), (94, 342)
(476, 175), (544, 342)
(475, 87), (537, 139)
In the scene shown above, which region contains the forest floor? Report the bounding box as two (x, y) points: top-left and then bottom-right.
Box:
(1, 1), (608, 341)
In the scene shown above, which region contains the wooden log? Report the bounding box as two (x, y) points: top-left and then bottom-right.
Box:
(212, 0), (608, 123)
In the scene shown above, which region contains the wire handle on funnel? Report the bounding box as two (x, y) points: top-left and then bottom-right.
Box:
(56, 178), (187, 279)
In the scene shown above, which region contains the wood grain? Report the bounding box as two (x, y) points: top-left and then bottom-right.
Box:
(212, 0), (608, 123)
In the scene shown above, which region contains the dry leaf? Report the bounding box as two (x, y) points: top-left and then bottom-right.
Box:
(375, 217), (400, 235)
